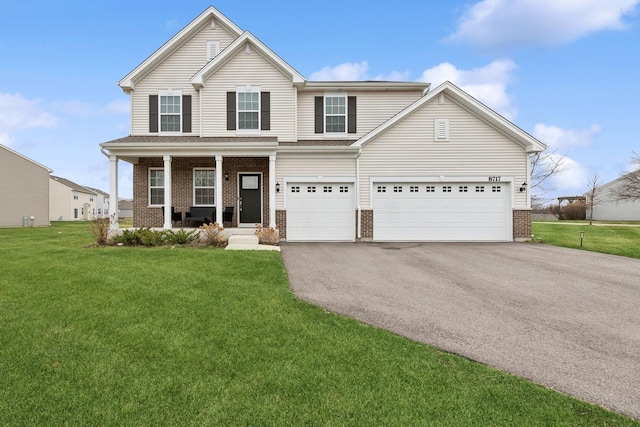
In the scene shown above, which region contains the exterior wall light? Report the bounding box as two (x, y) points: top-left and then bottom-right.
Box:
(519, 182), (528, 192)
(224, 172), (229, 181)
(276, 182), (280, 192)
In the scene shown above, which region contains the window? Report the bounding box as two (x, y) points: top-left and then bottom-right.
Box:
(377, 186), (386, 193)
(410, 186), (419, 192)
(291, 186), (300, 193)
(393, 186), (403, 193)
(73, 191), (78, 200)
(307, 186), (316, 193)
(238, 91), (259, 130)
(149, 168), (165, 206)
(443, 186), (452, 193)
(74, 208), (78, 219)
(459, 186), (468, 192)
(323, 186), (332, 193)
(339, 186), (349, 193)
(89, 195), (94, 202)
(492, 186), (501, 193)
(476, 186), (485, 192)
(325, 95), (346, 133)
(160, 91), (181, 133)
(426, 186), (435, 192)
(193, 169), (215, 206)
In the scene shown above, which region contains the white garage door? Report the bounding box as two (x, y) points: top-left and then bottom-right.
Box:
(287, 183), (355, 241)
(373, 182), (510, 241)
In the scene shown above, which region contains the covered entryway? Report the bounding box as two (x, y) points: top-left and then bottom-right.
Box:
(238, 173), (262, 226)
(373, 181), (511, 241)
(286, 182), (355, 241)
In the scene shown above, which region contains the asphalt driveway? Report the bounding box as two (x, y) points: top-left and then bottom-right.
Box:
(280, 242), (640, 420)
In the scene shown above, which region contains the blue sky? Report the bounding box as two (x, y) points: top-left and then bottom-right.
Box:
(1, 0), (639, 201)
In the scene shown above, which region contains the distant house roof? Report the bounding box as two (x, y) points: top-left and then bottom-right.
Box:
(50, 176), (96, 194)
(85, 187), (110, 198)
(118, 199), (133, 210)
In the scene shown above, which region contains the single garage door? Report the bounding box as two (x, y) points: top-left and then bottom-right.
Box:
(287, 183), (355, 241)
(373, 182), (510, 241)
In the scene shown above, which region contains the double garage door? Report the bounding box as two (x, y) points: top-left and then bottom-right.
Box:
(373, 181), (511, 241)
(285, 181), (511, 241)
(286, 182), (356, 241)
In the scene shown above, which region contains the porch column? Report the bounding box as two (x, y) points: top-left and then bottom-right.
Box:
(269, 154), (276, 228)
(163, 155), (172, 230)
(216, 155), (223, 224)
(109, 155), (119, 232)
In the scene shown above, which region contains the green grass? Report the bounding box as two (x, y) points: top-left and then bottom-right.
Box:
(1, 222), (637, 426)
(532, 221), (640, 258)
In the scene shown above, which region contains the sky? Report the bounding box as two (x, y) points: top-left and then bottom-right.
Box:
(1, 0), (639, 202)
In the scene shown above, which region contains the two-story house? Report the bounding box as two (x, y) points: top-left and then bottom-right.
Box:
(50, 176), (98, 221)
(101, 6), (545, 242)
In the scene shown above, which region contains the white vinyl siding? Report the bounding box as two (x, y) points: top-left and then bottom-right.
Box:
(130, 18), (237, 135)
(200, 50), (296, 139)
(275, 156), (356, 210)
(297, 90), (423, 140)
(358, 94), (529, 210)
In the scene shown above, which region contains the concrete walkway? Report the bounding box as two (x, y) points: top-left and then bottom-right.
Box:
(281, 242), (640, 420)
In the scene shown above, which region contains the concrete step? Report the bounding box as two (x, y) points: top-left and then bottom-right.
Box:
(226, 234), (259, 250)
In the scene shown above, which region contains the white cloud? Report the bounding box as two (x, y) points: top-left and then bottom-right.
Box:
(420, 59), (518, 120)
(0, 132), (15, 147)
(446, 0), (640, 50)
(0, 93), (57, 131)
(105, 99), (130, 115)
(309, 61), (409, 82)
(546, 154), (590, 193)
(533, 123), (602, 150)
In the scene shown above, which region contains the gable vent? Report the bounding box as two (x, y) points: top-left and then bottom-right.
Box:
(207, 41), (220, 60)
(435, 119), (449, 141)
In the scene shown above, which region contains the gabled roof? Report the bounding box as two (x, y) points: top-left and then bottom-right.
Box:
(0, 144), (52, 172)
(301, 81), (430, 93)
(191, 31), (306, 89)
(118, 6), (243, 92)
(50, 176), (96, 194)
(353, 81), (546, 153)
(85, 187), (110, 198)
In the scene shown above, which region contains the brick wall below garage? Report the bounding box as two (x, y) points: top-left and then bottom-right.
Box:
(276, 210), (286, 240)
(513, 209), (532, 241)
(360, 210), (373, 240)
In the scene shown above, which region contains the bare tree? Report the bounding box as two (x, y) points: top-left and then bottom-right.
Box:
(530, 148), (566, 195)
(585, 174), (601, 226)
(613, 151), (640, 201)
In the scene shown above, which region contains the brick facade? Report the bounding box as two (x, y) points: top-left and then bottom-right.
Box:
(133, 156), (271, 228)
(360, 209), (373, 240)
(513, 209), (532, 241)
(276, 210), (286, 239)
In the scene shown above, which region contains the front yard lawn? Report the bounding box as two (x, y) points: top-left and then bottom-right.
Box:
(532, 221), (640, 259)
(0, 222), (637, 425)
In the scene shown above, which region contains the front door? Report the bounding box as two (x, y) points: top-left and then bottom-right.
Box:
(239, 173), (262, 226)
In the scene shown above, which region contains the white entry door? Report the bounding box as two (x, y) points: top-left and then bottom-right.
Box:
(286, 182), (355, 241)
(373, 182), (511, 241)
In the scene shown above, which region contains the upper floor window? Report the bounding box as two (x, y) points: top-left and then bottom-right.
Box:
(73, 191), (78, 200)
(149, 168), (164, 206)
(193, 169), (216, 206)
(315, 94), (356, 134)
(89, 195), (94, 202)
(325, 95), (346, 133)
(226, 88), (270, 131)
(238, 91), (259, 130)
(160, 91), (182, 133)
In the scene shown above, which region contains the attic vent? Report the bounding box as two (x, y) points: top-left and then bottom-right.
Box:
(207, 41), (220, 60)
(434, 119), (449, 141)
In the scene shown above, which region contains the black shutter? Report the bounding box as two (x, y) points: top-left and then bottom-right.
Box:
(149, 95), (158, 133)
(261, 92), (270, 130)
(227, 92), (236, 130)
(182, 95), (192, 133)
(314, 96), (324, 133)
(348, 96), (357, 134)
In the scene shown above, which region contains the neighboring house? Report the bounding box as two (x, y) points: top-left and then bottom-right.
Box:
(50, 176), (98, 221)
(118, 199), (133, 219)
(86, 187), (111, 218)
(100, 6), (545, 241)
(0, 144), (51, 228)
(589, 174), (640, 221)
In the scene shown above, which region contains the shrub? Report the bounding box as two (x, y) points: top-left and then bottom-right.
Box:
(164, 228), (200, 245)
(562, 201), (586, 220)
(113, 228), (145, 246)
(199, 222), (227, 247)
(255, 224), (280, 245)
(88, 217), (110, 245)
(139, 228), (167, 246)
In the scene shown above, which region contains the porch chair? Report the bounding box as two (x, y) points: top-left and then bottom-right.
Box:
(162, 206), (183, 226)
(223, 206), (234, 227)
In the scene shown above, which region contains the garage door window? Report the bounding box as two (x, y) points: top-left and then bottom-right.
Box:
(323, 186), (332, 193)
(426, 186), (435, 192)
(410, 186), (419, 192)
(340, 186), (349, 193)
(492, 186), (501, 192)
(394, 186), (403, 192)
(476, 186), (485, 192)
(377, 186), (386, 192)
(291, 186), (300, 193)
(307, 186), (316, 193)
(443, 186), (452, 192)
(459, 186), (468, 192)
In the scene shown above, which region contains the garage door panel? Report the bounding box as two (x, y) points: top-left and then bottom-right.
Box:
(373, 182), (510, 241)
(287, 183), (355, 241)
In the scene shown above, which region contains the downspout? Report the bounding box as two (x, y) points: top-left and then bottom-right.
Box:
(356, 149), (361, 239)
